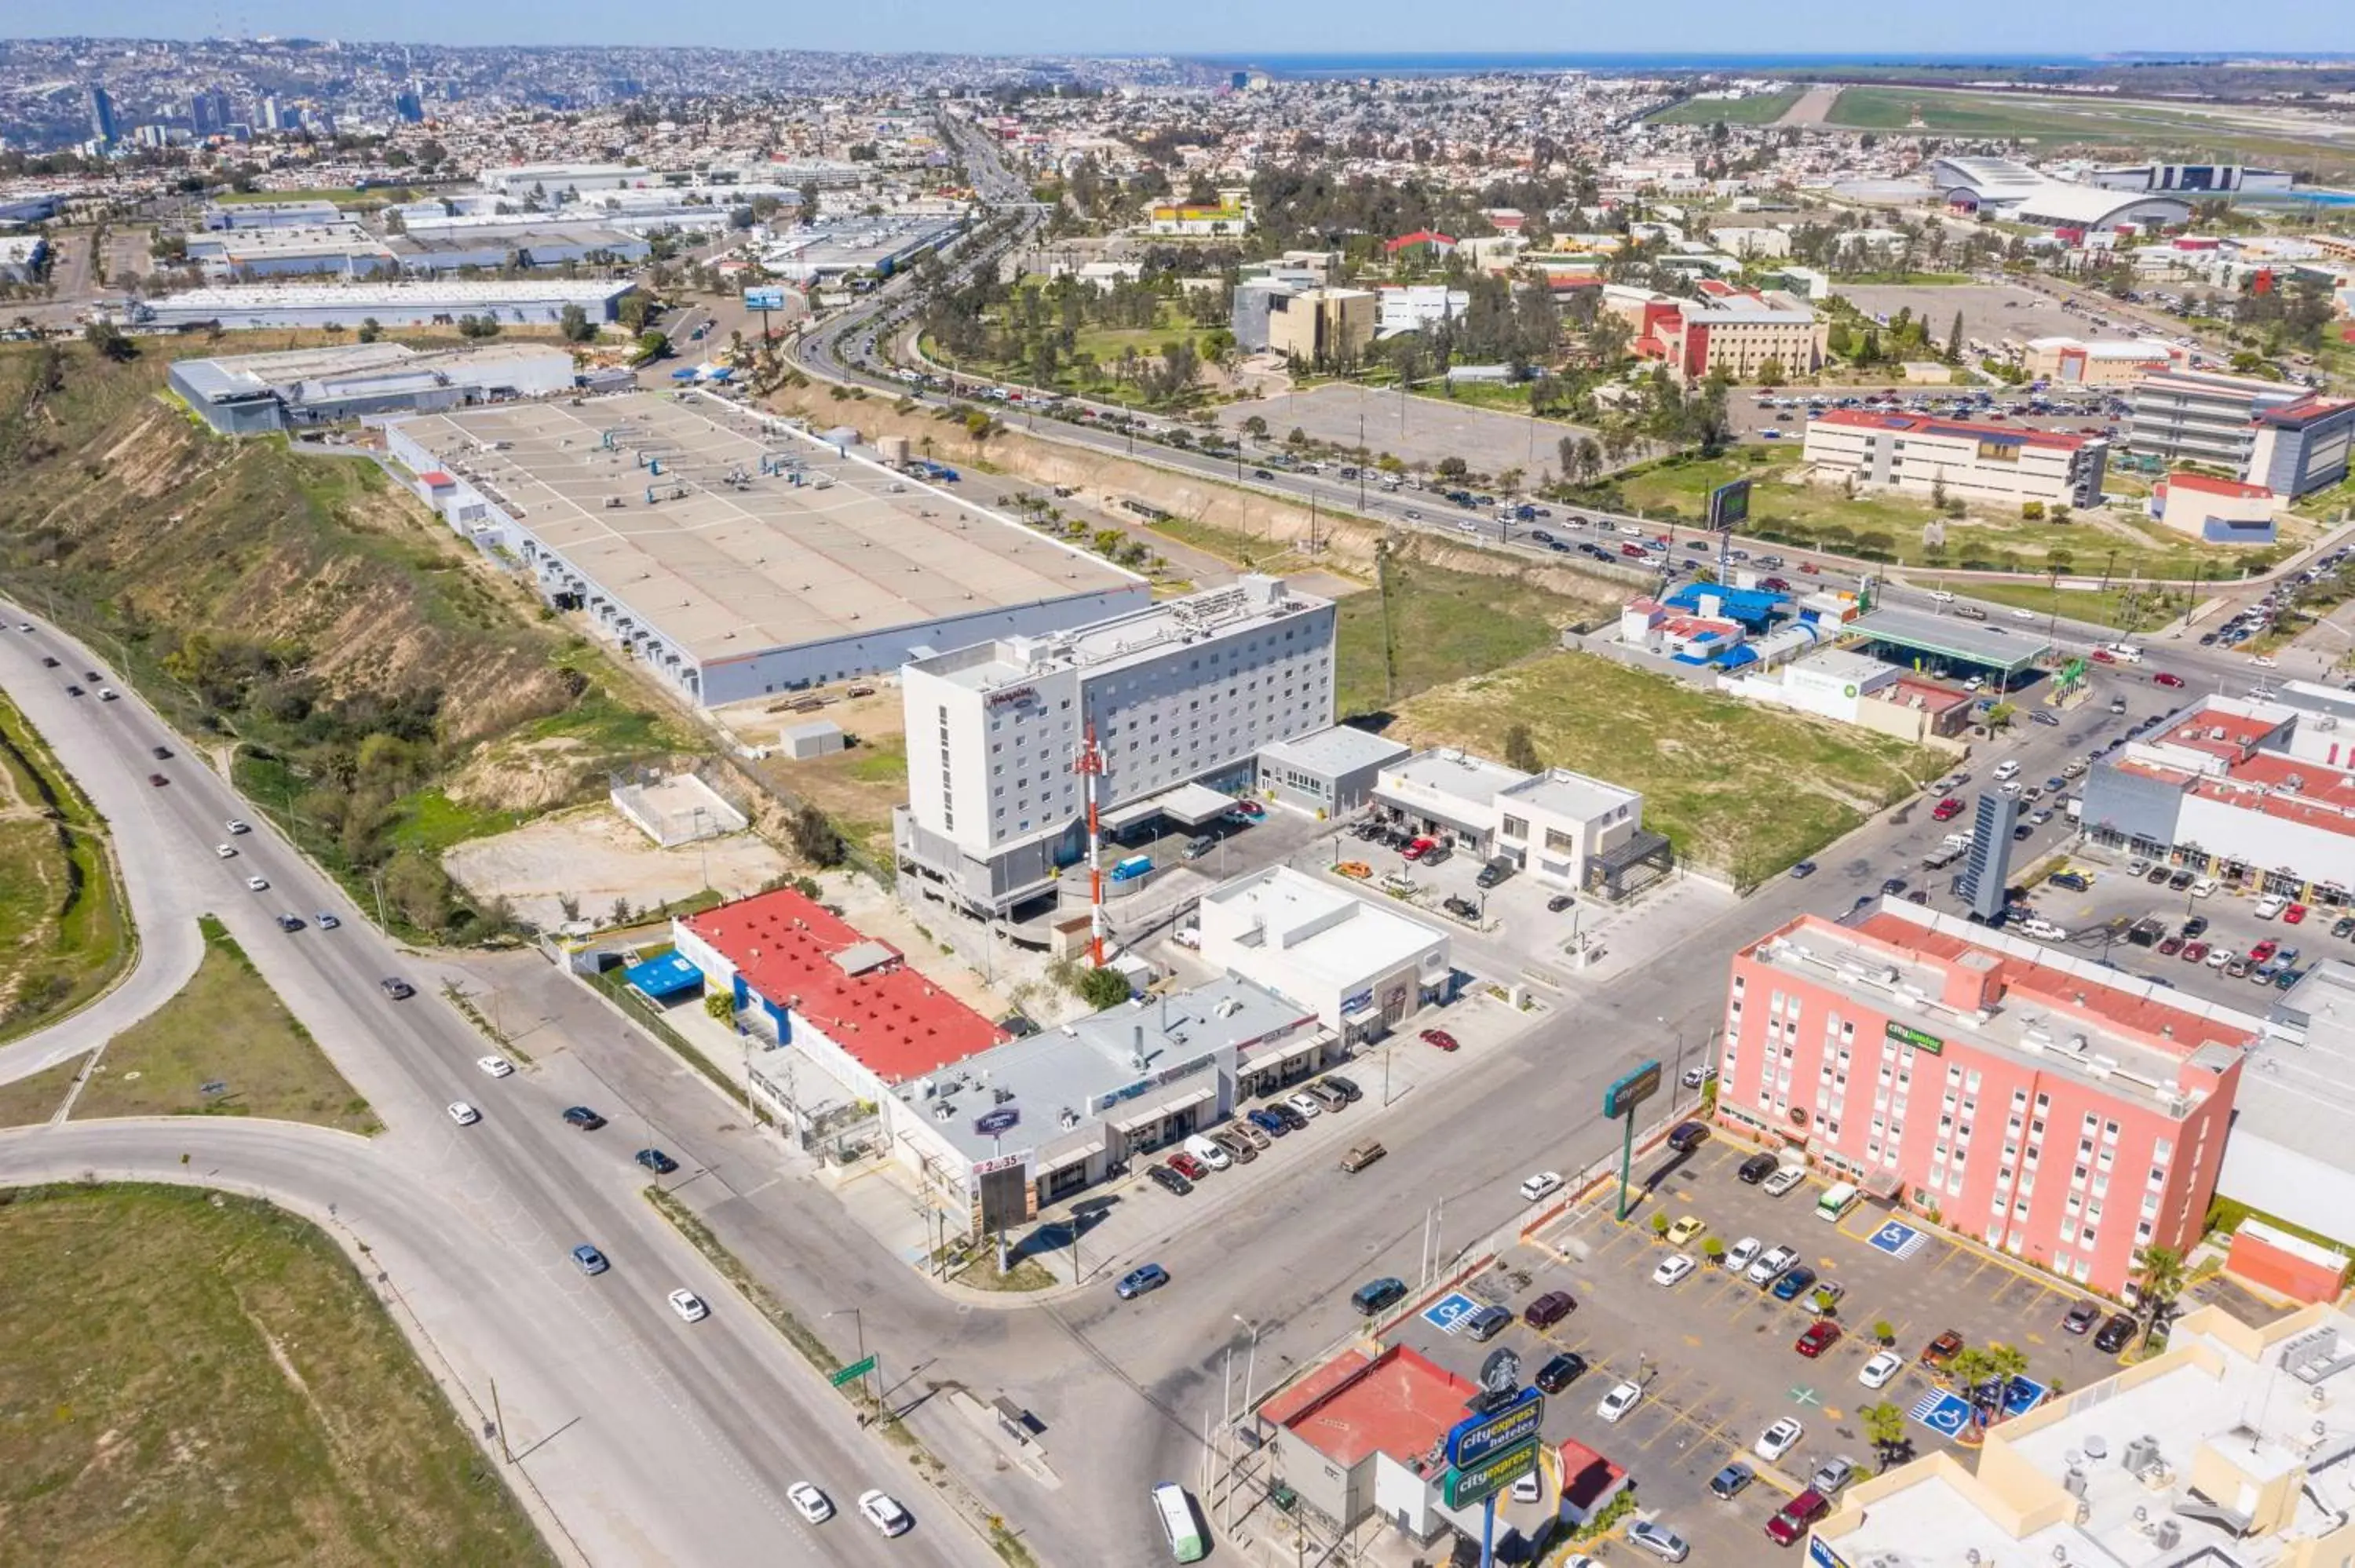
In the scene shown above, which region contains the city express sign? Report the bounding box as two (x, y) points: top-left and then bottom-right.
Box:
(1884, 1021), (1944, 1056)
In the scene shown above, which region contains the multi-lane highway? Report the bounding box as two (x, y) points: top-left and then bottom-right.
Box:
(0, 611), (995, 1568)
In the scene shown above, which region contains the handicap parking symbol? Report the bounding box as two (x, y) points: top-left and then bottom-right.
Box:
(1908, 1388), (1973, 1439)
(2003, 1377), (2050, 1419)
(1423, 1292), (1482, 1334)
(1868, 1220), (1929, 1260)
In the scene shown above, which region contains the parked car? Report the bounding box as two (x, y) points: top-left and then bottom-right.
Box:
(1754, 1417), (1805, 1462)
(2095, 1313), (2138, 1353)
(1167, 1151), (1209, 1181)
(1747, 1245), (1800, 1286)
(1652, 1253), (1698, 1287)
(1520, 1171), (1565, 1203)
(1920, 1329), (1965, 1372)
(1709, 1461), (1755, 1499)
(1762, 1165), (1806, 1198)
(1352, 1277), (1407, 1315)
(1765, 1490), (1831, 1547)
(2062, 1300), (2101, 1336)
(1665, 1121), (1709, 1153)
(1524, 1289), (1576, 1329)
(1536, 1351), (1588, 1393)
(1283, 1092), (1324, 1120)
(1770, 1265), (1820, 1303)
(1597, 1380), (1645, 1423)
(1627, 1520), (1689, 1562)
(1148, 1164), (1194, 1196)
(1858, 1350), (1904, 1389)
(1247, 1107), (1288, 1137)
(1420, 1028), (1460, 1052)
(1738, 1152), (1779, 1184)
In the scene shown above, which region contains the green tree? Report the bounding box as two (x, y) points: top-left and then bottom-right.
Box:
(1077, 965), (1134, 1010)
(703, 990), (736, 1023)
(787, 804), (846, 868)
(357, 316), (382, 344)
(1754, 356), (1785, 388)
(1502, 723), (1542, 773)
(1241, 414), (1269, 441)
(1650, 1211), (1672, 1241)
(1946, 1343), (2030, 1438)
(616, 290), (652, 333)
(1945, 310), (1966, 363)
(558, 302), (594, 342)
(2130, 1245), (2187, 1347)
(82, 319), (137, 361)
(1861, 1401), (1911, 1468)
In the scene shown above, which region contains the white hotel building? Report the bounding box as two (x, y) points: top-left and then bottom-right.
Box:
(895, 575), (1338, 918)
(1802, 407), (2110, 509)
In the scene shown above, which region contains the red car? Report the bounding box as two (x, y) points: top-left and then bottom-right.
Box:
(2158, 935), (2183, 956)
(1760, 576), (1791, 591)
(1420, 1028), (1460, 1052)
(2152, 672), (2185, 688)
(1232, 799), (1265, 819)
(2090, 648), (2116, 664)
(1765, 1490), (1831, 1548)
(1931, 797), (1964, 821)
(2251, 939), (2278, 964)
(1795, 1321), (1842, 1358)
(1798, 560), (1820, 574)
(2182, 940), (2210, 963)
(1402, 837), (1437, 861)
(2286, 904), (2309, 924)
(1619, 542), (1647, 557)
(1167, 1151), (1209, 1181)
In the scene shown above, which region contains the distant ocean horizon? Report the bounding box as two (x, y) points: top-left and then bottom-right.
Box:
(1182, 50), (2331, 79)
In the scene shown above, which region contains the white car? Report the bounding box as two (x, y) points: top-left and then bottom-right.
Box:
(1754, 1416), (1805, 1463)
(1284, 1092), (1324, 1120)
(787, 1482), (834, 1524)
(2207, 946), (2237, 969)
(1762, 1165), (1806, 1198)
(1725, 1235), (1763, 1274)
(2011, 607), (2037, 621)
(1652, 1253), (1697, 1287)
(2255, 895), (2287, 920)
(447, 1102), (480, 1126)
(667, 1289), (709, 1323)
(2126, 857), (2152, 877)
(2021, 918), (2068, 941)
(214, 844), (237, 859)
(2249, 655), (2279, 669)
(857, 1490), (912, 1537)
(1858, 1350), (1904, 1389)
(476, 1055), (515, 1078)
(1597, 1380), (1645, 1423)
(1747, 1244), (1800, 1286)
(1679, 1064), (1716, 1089)
(2189, 877), (2217, 899)
(1519, 1170), (1565, 1203)
(245, 875), (269, 892)
(226, 819), (250, 834)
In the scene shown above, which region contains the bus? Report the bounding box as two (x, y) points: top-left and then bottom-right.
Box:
(1152, 1482), (1207, 1563)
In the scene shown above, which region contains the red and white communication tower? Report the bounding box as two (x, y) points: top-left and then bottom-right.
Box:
(1072, 724), (1108, 967)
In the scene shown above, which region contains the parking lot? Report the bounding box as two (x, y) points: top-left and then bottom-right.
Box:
(1214, 381), (1597, 482)
(1383, 1137), (2112, 1560)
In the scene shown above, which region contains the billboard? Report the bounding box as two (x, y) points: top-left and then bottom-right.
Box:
(1708, 478), (1751, 531)
(1884, 1021), (1944, 1056)
(1445, 1387), (1542, 1470)
(1602, 1059), (1663, 1120)
(1442, 1438), (1540, 1508)
(743, 285), (787, 312)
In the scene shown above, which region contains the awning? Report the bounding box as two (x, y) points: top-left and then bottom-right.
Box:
(1101, 781), (1239, 833)
(1034, 1141), (1104, 1176)
(623, 951), (704, 999)
(1111, 1085), (1215, 1132)
(1244, 1034), (1323, 1071)
(1342, 997), (1382, 1022)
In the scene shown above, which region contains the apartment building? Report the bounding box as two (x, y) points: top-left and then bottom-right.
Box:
(1814, 1301), (2355, 1567)
(2128, 366), (2309, 472)
(1802, 408), (2109, 509)
(1639, 281), (1827, 383)
(895, 575), (1337, 917)
(1718, 901), (2256, 1295)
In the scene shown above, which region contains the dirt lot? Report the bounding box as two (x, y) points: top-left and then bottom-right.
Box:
(444, 804), (791, 928)
(718, 684), (910, 864)
(1216, 382), (1597, 483)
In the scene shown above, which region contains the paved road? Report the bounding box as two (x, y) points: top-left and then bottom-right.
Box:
(0, 608), (995, 1568)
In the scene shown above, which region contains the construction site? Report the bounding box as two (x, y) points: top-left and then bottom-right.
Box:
(383, 390), (1150, 708)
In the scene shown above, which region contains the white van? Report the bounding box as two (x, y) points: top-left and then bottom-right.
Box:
(1926, 589), (1956, 605)
(2108, 642), (2144, 664)
(1992, 759), (2021, 782)
(1815, 1181), (1861, 1223)
(1183, 1134), (1232, 1171)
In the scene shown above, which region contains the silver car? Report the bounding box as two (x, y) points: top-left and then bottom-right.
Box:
(1627, 1519), (1689, 1562)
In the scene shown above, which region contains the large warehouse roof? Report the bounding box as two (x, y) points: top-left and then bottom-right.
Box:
(392, 392), (1141, 664)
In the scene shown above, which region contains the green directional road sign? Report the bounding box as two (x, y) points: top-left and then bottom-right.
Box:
(1444, 1436), (1540, 1508)
(830, 1355), (878, 1388)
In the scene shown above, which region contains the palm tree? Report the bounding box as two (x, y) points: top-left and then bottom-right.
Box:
(2131, 1245), (2188, 1347)
(1947, 1341), (2031, 1439)
(1861, 1401), (1911, 1469)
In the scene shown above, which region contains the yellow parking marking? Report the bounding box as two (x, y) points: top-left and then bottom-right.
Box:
(1683, 1333), (1703, 1348)
(2025, 1331), (2048, 1347)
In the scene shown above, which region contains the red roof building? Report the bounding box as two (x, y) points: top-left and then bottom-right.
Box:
(1257, 1344), (1482, 1532)
(1383, 230), (1457, 257)
(675, 888), (1004, 1085)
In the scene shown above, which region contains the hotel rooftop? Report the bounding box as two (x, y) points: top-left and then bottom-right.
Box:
(905, 574), (1325, 695)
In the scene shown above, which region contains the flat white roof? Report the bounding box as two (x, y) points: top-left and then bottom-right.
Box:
(146, 279), (633, 309)
(1381, 749), (1532, 811)
(1201, 866), (1445, 993)
(908, 575), (1321, 695)
(1497, 767), (1638, 824)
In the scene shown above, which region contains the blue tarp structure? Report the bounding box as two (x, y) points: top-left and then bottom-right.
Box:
(669, 366), (697, 381)
(623, 950), (704, 1000)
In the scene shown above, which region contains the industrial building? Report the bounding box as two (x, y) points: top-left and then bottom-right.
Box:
(894, 575), (1336, 919)
(185, 223), (401, 280)
(201, 199), (344, 229)
(0, 234), (46, 283)
(2087, 161), (2295, 197)
(1930, 155), (2196, 232)
(122, 279), (639, 331)
(389, 226), (649, 273)
(1719, 900), (2255, 1296)
(2229, 961), (2355, 1249)
(476, 162), (652, 198)
(1802, 408), (2109, 509)
(754, 214), (964, 283)
(169, 341), (578, 436)
(388, 392), (1145, 709)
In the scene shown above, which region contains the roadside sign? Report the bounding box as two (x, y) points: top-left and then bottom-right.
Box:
(1422, 1293), (1481, 1334)
(829, 1355), (877, 1388)
(1443, 1436), (1539, 1508)
(1708, 478), (1751, 531)
(1908, 1387), (1972, 1439)
(744, 285), (787, 311)
(1602, 1059), (1662, 1120)
(1446, 1387), (1543, 1470)
(1867, 1220), (1929, 1260)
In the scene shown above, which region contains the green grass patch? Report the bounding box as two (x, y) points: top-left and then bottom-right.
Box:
(72, 916), (380, 1133)
(0, 1182), (551, 1568)
(845, 734), (908, 786)
(210, 185), (424, 206)
(1942, 578), (2202, 633)
(1824, 88), (2355, 179)
(952, 1254), (1061, 1292)
(1649, 88), (1802, 126)
(0, 692), (132, 1045)
(1338, 558), (1608, 719)
(2204, 1194), (2353, 1256)
(390, 787), (528, 857)
(1393, 651), (1943, 886)
(0, 1055), (82, 1129)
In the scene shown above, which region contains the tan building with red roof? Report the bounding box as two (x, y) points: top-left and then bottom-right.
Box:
(1802, 407), (2110, 509)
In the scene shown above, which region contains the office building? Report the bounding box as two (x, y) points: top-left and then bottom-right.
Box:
(1803, 409), (2110, 509)
(170, 342), (577, 436)
(2247, 393), (2355, 500)
(1718, 901), (2255, 1295)
(190, 87), (236, 137)
(2128, 366), (2309, 473)
(85, 84), (116, 144)
(1368, 750), (1667, 898)
(1813, 1301), (2355, 1566)
(1957, 792), (2019, 920)
(2021, 334), (2185, 385)
(1229, 278), (1298, 353)
(1265, 287), (1377, 369)
(896, 575), (1334, 918)
(1195, 866), (1452, 1045)
(1374, 285), (1467, 337)
(1637, 281), (1827, 384)
(1254, 725), (1411, 816)
(390, 392), (1144, 712)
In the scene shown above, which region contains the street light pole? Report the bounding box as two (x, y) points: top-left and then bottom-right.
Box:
(825, 1307), (876, 1408)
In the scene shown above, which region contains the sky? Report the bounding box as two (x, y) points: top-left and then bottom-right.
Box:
(23, 1), (2355, 59)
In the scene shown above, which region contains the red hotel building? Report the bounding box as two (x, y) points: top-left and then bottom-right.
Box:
(1715, 901), (2255, 1295)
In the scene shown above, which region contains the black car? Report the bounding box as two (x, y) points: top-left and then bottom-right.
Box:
(1535, 1351), (1588, 1393)
(1882, 877), (1907, 895)
(273, 913), (304, 932)
(1323, 1074), (1363, 1103)
(635, 1148), (680, 1175)
(1148, 1163), (1194, 1196)
(1666, 1121), (1710, 1154)
(1547, 894), (1576, 913)
(562, 1105), (608, 1132)
(1272, 1103), (1309, 1132)
(64, 684), (82, 697)
(150, 745), (171, 760)
(2094, 1312), (2138, 1353)
(1738, 1151), (1780, 1184)
(2182, 916), (2209, 939)
(39, 656), (58, 668)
